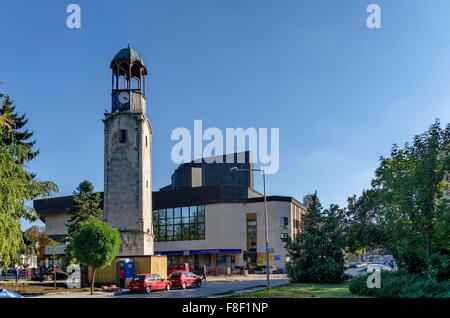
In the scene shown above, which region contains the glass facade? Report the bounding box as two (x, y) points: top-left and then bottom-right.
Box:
(152, 205), (205, 241)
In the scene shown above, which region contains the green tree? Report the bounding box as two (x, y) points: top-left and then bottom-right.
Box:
(0, 93), (38, 162)
(0, 213), (23, 269)
(343, 190), (386, 255)
(23, 226), (56, 267)
(0, 93), (58, 269)
(64, 180), (103, 266)
(345, 120), (449, 279)
(72, 220), (121, 294)
(284, 194), (345, 283)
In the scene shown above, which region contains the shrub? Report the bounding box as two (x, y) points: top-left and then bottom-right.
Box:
(399, 279), (450, 298)
(348, 274), (370, 295)
(428, 252), (450, 283)
(349, 270), (450, 298)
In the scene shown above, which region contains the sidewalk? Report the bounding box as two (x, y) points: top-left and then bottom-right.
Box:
(32, 291), (115, 298)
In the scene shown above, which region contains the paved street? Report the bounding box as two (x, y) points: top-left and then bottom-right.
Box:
(32, 275), (289, 298)
(118, 276), (289, 298)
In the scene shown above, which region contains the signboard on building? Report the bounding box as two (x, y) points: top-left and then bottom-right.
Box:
(257, 252), (275, 265)
(257, 248), (274, 253)
(258, 244), (273, 250)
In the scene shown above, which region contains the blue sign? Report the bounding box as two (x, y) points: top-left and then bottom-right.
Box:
(156, 249), (242, 256)
(190, 249), (242, 255)
(156, 250), (184, 256)
(258, 244), (273, 249)
(257, 248), (275, 253)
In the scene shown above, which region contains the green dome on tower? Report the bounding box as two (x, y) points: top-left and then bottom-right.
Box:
(110, 45), (145, 68)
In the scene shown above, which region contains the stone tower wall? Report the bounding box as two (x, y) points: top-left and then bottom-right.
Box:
(104, 111), (153, 255)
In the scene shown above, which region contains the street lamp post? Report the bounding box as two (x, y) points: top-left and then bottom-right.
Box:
(230, 166), (270, 289)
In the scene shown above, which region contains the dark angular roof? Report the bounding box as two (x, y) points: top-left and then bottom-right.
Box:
(34, 185), (304, 222)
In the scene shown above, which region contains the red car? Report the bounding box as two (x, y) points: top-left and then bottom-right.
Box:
(168, 263), (191, 275)
(128, 274), (172, 293)
(169, 271), (202, 289)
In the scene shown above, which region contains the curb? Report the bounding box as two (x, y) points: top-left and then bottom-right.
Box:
(113, 289), (130, 296)
(208, 285), (267, 298)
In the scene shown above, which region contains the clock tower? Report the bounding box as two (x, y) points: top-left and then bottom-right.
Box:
(103, 45), (153, 256)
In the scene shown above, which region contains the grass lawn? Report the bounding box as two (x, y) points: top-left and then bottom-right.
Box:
(230, 282), (369, 298)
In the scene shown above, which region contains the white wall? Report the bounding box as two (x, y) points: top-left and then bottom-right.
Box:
(155, 203), (247, 255)
(155, 200), (301, 270)
(245, 201), (292, 269)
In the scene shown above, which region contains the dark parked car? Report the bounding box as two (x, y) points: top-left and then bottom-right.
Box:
(381, 260), (395, 269)
(342, 272), (354, 280)
(1, 269), (25, 280)
(255, 265), (278, 274)
(31, 275), (44, 282)
(345, 262), (358, 269)
(342, 267), (368, 280)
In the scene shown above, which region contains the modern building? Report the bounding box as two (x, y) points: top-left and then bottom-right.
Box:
(33, 46), (308, 272)
(35, 151), (306, 271)
(152, 151), (307, 270)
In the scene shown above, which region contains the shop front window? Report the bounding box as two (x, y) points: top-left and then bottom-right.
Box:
(216, 255), (236, 268)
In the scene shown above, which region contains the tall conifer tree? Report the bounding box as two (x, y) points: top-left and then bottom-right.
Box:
(284, 193), (345, 283)
(64, 180), (103, 265)
(0, 93), (38, 162)
(0, 92), (57, 269)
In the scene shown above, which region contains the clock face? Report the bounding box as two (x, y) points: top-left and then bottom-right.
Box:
(118, 91), (130, 104)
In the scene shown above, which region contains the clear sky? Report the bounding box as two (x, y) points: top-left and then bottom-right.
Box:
(0, 1), (449, 229)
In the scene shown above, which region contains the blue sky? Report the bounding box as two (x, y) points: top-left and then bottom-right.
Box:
(0, 1), (449, 229)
